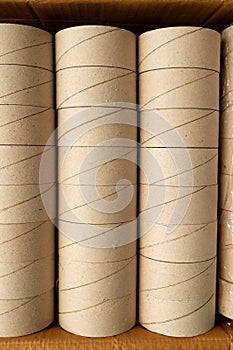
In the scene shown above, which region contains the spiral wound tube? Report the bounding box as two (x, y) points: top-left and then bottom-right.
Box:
(54, 25), (137, 337)
(0, 24), (55, 337)
(138, 26), (220, 337)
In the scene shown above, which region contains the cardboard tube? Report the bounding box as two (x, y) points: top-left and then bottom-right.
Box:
(219, 174), (233, 210)
(220, 138), (233, 176)
(140, 108), (219, 148)
(0, 254), (54, 299)
(0, 221), (54, 262)
(139, 295), (215, 337)
(140, 69), (219, 110)
(139, 256), (216, 297)
(140, 184), (217, 225)
(59, 145), (137, 185)
(139, 256), (216, 336)
(0, 183), (55, 223)
(0, 106), (55, 145)
(140, 148), (217, 186)
(218, 279), (233, 319)
(57, 67), (135, 109)
(219, 210), (233, 276)
(0, 24), (55, 337)
(56, 25), (135, 71)
(59, 233), (136, 261)
(222, 26), (233, 114)
(56, 25), (137, 336)
(218, 26), (233, 320)
(0, 145), (55, 184)
(58, 107), (137, 147)
(140, 221), (217, 262)
(0, 288), (54, 337)
(139, 27), (220, 72)
(0, 65), (53, 107)
(0, 24), (53, 70)
(59, 248), (136, 337)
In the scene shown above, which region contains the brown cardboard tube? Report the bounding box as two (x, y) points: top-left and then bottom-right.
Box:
(139, 295), (215, 337)
(0, 24), (55, 337)
(140, 221), (217, 263)
(0, 65), (53, 107)
(57, 67), (136, 109)
(0, 24), (53, 70)
(0, 221), (54, 262)
(140, 184), (217, 225)
(139, 27), (220, 73)
(140, 68), (219, 110)
(56, 25), (136, 71)
(56, 25), (137, 337)
(140, 108), (219, 148)
(140, 148), (218, 186)
(218, 26), (233, 320)
(0, 288), (54, 337)
(0, 106), (55, 145)
(218, 279), (233, 319)
(0, 145), (55, 184)
(0, 255), (54, 298)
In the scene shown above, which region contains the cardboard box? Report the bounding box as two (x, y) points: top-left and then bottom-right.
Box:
(0, 0), (232, 348)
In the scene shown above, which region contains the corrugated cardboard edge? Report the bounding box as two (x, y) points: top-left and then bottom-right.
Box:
(0, 0), (229, 31)
(0, 321), (231, 349)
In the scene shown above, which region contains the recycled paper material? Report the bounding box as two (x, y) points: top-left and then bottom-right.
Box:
(139, 294), (215, 337)
(0, 183), (55, 223)
(139, 26), (219, 337)
(140, 184), (217, 225)
(0, 145), (55, 184)
(140, 69), (219, 110)
(56, 25), (136, 71)
(56, 25), (137, 337)
(59, 243), (136, 337)
(0, 65), (53, 107)
(0, 255), (54, 298)
(140, 108), (219, 148)
(139, 27), (220, 72)
(0, 106), (55, 145)
(140, 147), (217, 186)
(218, 25), (233, 320)
(218, 279), (233, 319)
(0, 221), (54, 262)
(0, 24), (53, 69)
(0, 288), (54, 337)
(57, 67), (136, 109)
(140, 221), (217, 262)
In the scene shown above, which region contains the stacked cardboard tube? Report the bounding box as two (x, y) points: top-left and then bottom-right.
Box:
(56, 26), (137, 337)
(219, 26), (233, 319)
(0, 24), (55, 337)
(139, 27), (220, 336)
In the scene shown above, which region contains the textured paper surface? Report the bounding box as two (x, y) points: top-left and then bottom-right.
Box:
(0, 289), (54, 338)
(0, 145), (55, 184)
(140, 148), (217, 186)
(140, 221), (217, 262)
(0, 65), (53, 107)
(57, 25), (137, 337)
(59, 239), (136, 337)
(0, 24), (55, 337)
(140, 109), (219, 148)
(0, 24), (53, 69)
(0, 106), (55, 145)
(139, 26), (219, 336)
(0, 221), (54, 262)
(56, 25), (136, 71)
(140, 69), (219, 110)
(139, 27), (220, 72)
(218, 25), (233, 319)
